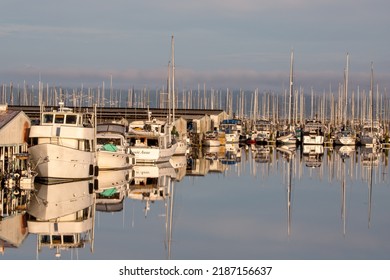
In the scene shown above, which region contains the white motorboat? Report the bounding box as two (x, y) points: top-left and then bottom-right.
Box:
(96, 123), (135, 170)
(127, 118), (178, 163)
(28, 102), (98, 183)
(302, 119), (325, 145)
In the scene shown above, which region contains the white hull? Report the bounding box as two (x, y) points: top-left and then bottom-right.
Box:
(303, 135), (324, 145)
(131, 142), (178, 163)
(97, 150), (135, 170)
(276, 132), (297, 145)
(29, 144), (96, 182)
(334, 136), (356, 146)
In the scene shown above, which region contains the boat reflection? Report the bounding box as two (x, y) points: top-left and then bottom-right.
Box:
(128, 162), (175, 216)
(95, 169), (131, 213)
(303, 145), (324, 168)
(127, 161), (176, 258)
(277, 144), (296, 237)
(252, 145), (272, 163)
(27, 180), (95, 258)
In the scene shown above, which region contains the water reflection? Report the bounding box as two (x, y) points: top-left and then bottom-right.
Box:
(0, 145), (389, 259)
(27, 181), (96, 258)
(95, 170), (130, 213)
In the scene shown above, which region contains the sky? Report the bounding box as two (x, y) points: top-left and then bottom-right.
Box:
(1, 0), (390, 93)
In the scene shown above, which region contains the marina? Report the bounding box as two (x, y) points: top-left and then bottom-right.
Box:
(1, 44), (390, 259)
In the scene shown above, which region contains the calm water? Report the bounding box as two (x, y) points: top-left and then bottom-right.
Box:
(1, 145), (390, 260)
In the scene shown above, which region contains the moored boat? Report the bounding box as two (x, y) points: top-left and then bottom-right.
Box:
(28, 102), (98, 183)
(96, 123), (135, 170)
(127, 118), (178, 163)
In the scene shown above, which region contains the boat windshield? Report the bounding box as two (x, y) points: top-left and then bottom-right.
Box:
(43, 113), (54, 124)
(42, 113), (79, 125)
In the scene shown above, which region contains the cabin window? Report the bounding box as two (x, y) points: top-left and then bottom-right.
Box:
(147, 138), (158, 147)
(43, 114), (53, 124)
(66, 115), (77, 124)
(97, 138), (121, 146)
(55, 114), (65, 124)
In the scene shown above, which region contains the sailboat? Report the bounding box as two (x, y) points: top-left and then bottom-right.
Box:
(276, 50), (297, 145)
(169, 35), (187, 156)
(359, 63), (383, 146)
(334, 53), (357, 146)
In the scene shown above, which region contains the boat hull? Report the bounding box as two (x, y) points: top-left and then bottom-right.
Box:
(28, 144), (96, 183)
(334, 136), (356, 146)
(131, 143), (178, 163)
(97, 150), (134, 170)
(276, 132), (297, 145)
(303, 135), (324, 145)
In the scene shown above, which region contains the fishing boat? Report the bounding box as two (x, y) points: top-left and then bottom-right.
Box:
(96, 123), (135, 170)
(127, 118), (178, 164)
(28, 102), (98, 183)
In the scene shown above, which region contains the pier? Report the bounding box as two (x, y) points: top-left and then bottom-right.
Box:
(8, 105), (225, 122)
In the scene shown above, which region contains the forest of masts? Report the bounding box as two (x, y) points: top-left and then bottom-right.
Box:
(1, 78), (389, 134)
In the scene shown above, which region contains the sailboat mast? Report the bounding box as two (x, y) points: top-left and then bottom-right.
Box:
(370, 62), (374, 134)
(288, 50), (294, 126)
(344, 53), (349, 126)
(171, 35), (175, 123)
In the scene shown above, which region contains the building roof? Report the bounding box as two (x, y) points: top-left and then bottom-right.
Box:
(0, 109), (19, 130)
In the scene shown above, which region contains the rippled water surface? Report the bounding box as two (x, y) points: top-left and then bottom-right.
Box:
(1, 145), (389, 260)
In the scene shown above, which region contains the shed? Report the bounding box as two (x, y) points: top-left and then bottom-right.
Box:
(0, 104), (31, 173)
